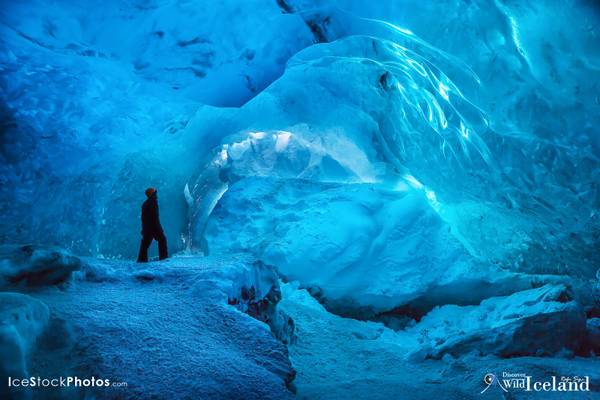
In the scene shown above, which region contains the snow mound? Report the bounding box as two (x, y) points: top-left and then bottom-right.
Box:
(78, 254), (294, 347)
(0, 292), (49, 396)
(0, 244), (81, 288)
(412, 284), (587, 359)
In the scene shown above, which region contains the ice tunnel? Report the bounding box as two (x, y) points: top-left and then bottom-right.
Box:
(1, 0), (599, 399)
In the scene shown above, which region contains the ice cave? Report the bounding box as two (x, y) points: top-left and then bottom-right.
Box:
(0, 0), (599, 399)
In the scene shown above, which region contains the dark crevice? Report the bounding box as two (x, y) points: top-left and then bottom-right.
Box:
(176, 36), (211, 47)
(305, 16), (331, 43)
(276, 0), (293, 14)
(274, 0), (331, 43)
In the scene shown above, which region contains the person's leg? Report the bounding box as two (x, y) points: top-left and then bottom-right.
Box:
(156, 232), (168, 260)
(137, 235), (152, 262)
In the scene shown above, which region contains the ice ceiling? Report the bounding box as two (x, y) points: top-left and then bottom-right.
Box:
(1, 0), (599, 281)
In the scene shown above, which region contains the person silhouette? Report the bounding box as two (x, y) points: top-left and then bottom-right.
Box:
(137, 187), (168, 262)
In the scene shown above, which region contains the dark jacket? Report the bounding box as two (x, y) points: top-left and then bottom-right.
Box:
(141, 193), (163, 235)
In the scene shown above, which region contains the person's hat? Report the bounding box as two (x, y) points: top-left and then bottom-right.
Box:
(145, 187), (157, 198)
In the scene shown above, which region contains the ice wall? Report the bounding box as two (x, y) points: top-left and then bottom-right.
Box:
(189, 0), (600, 280)
(1, 0), (599, 279)
(325, 0), (600, 276)
(0, 0), (316, 257)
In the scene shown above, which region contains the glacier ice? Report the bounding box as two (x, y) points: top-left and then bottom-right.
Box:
(0, 0), (316, 259)
(1, 0), (600, 398)
(1, 0), (598, 273)
(187, 23), (598, 322)
(184, 1), (600, 281)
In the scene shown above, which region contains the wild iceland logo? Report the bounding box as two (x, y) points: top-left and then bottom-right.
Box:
(481, 372), (590, 394)
(481, 373), (508, 394)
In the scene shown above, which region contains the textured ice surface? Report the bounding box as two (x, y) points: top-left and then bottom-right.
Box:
(187, 23), (599, 281)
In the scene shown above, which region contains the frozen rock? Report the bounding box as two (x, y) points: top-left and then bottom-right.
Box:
(0, 292), (49, 399)
(0, 244), (81, 288)
(411, 284), (587, 358)
(226, 261), (297, 347)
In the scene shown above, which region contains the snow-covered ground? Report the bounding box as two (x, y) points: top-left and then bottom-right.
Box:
(280, 284), (600, 400)
(0, 247), (598, 399)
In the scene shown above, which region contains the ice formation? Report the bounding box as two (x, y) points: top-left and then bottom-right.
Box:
(1, 0), (599, 399)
